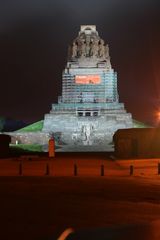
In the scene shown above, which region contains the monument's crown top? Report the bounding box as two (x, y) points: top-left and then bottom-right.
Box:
(80, 25), (97, 34)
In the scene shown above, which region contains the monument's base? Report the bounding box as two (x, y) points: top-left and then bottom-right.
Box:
(7, 108), (133, 152)
(42, 108), (133, 152)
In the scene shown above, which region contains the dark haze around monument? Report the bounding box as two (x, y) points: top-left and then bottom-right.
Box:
(0, 1), (159, 126)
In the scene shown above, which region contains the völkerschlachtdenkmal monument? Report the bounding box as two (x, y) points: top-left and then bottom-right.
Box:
(42, 25), (133, 151)
(10, 25), (133, 152)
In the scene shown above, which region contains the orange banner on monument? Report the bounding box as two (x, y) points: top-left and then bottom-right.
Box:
(75, 75), (101, 84)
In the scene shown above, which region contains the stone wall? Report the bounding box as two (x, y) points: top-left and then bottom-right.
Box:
(42, 112), (133, 151)
(6, 131), (50, 145)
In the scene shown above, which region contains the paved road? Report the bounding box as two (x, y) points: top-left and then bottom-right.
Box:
(0, 176), (160, 240)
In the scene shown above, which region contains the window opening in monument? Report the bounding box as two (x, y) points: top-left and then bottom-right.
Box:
(78, 112), (83, 117)
(85, 112), (91, 117)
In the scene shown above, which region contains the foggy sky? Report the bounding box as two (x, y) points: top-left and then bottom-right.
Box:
(0, 0), (160, 125)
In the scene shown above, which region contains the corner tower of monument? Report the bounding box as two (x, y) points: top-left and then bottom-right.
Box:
(43, 25), (133, 151)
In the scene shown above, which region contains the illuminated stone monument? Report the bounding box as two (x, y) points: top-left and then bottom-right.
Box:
(42, 25), (133, 151)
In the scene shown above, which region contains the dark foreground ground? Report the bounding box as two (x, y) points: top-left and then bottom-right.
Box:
(1, 154), (160, 239)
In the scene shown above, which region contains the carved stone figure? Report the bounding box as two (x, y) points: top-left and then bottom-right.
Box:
(85, 37), (91, 57)
(99, 39), (105, 58)
(105, 44), (110, 59)
(90, 39), (99, 57)
(71, 42), (78, 58)
(77, 38), (83, 57)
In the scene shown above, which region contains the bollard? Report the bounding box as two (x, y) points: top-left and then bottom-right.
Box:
(19, 161), (23, 176)
(74, 164), (77, 176)
(158, 163), (160, 175)
(130, 165), (134, 176)
(48, 138), (55, 158)
(101, 165), (104, 176)
(45, 163), (50, 176)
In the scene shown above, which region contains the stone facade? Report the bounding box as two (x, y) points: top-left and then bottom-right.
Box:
(42, 25), (133, 152)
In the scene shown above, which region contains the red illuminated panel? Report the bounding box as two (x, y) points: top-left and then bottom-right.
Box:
(75, 75), (101, 84)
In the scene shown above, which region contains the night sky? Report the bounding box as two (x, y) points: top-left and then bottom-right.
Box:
(0, 0), (159, 125)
